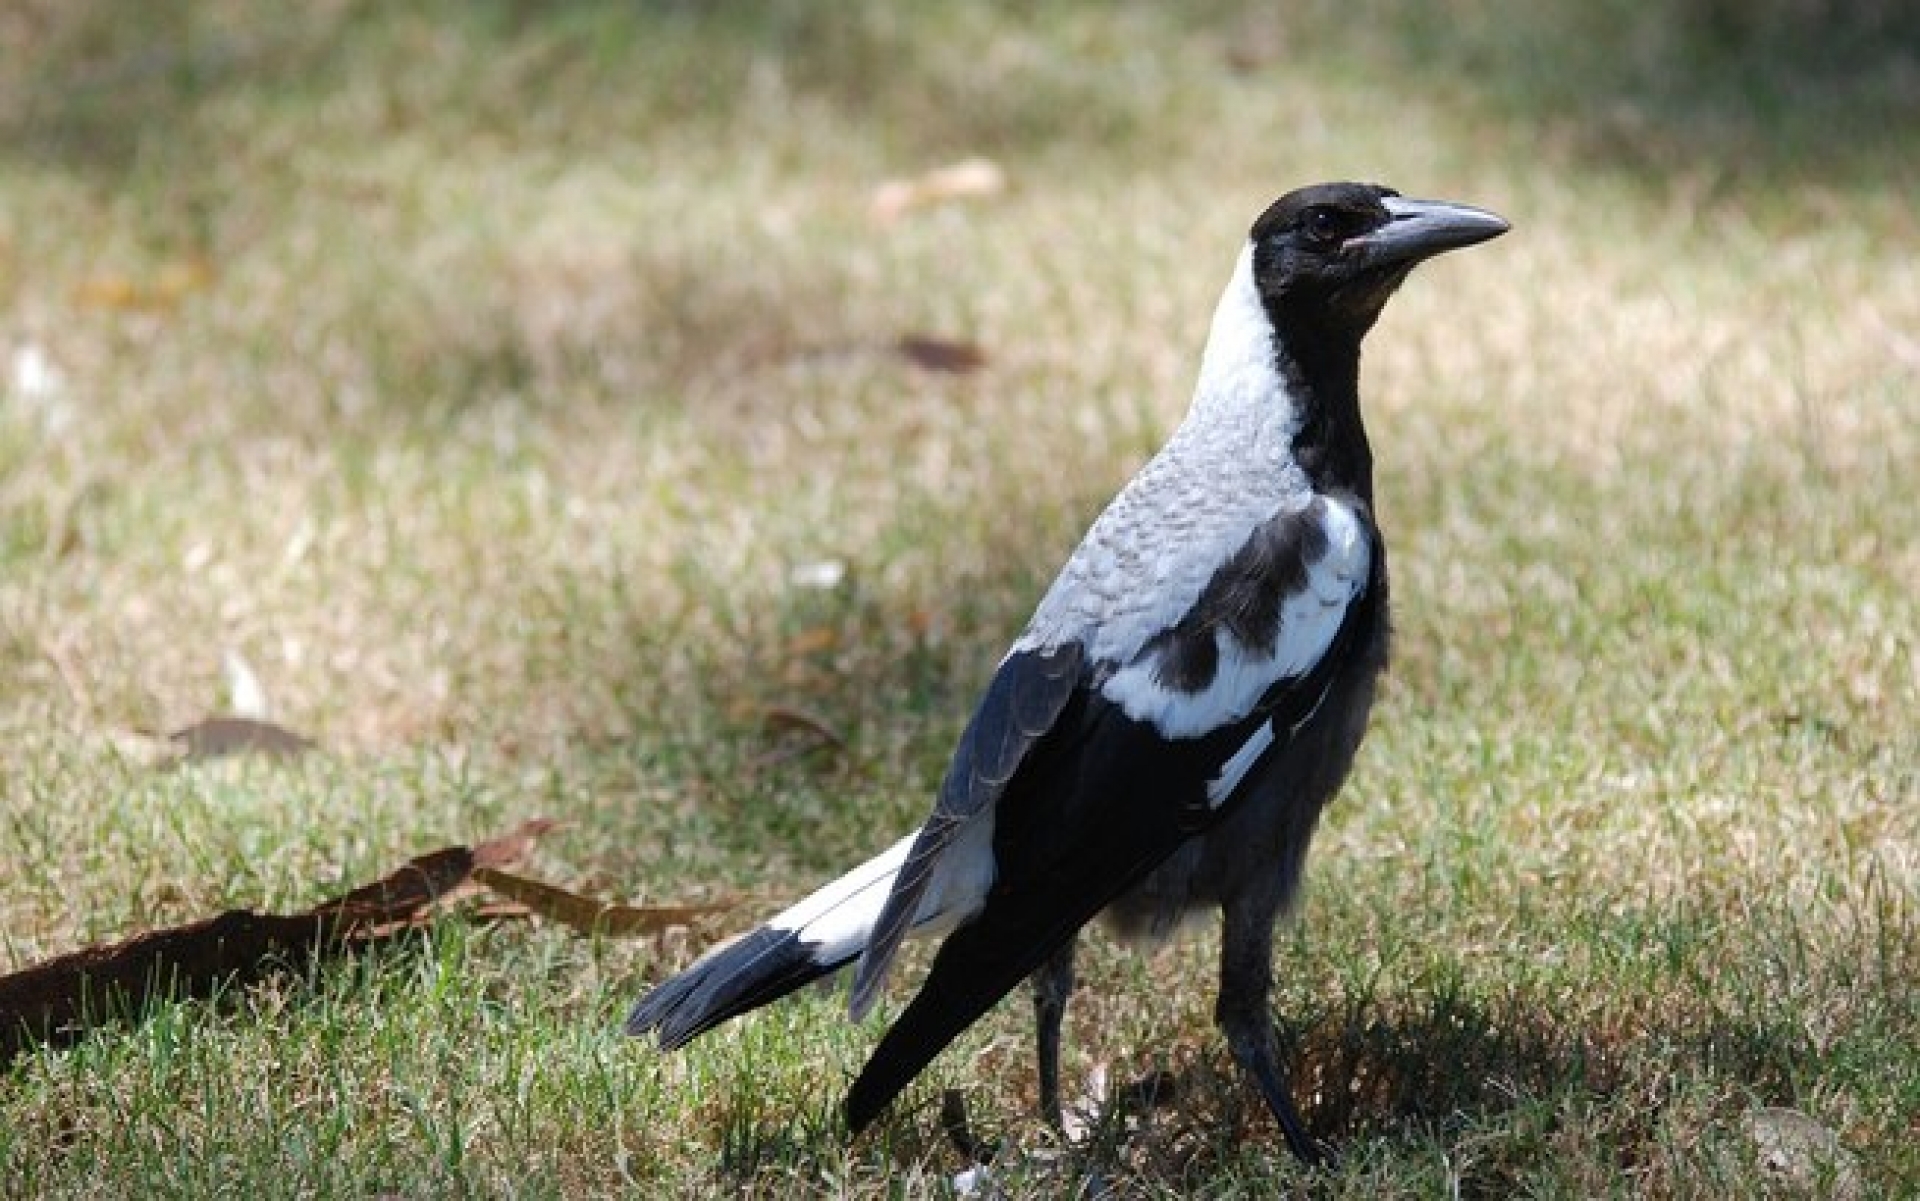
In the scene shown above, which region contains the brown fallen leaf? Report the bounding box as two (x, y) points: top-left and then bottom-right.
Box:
(784, 626), (840, 657)
(169, 715), (316, 763)
(870, 157), (1006, 222)
(896, 334), (988, 374)
(759, 705), (846, 750)
(320, 819), (556, 928)
(749, 704), (850, 772)
(0, 819), (554, 1066)
(71, 259), (214, 313)
(471, 868), (732, 938)
(465, 901), (536, 925)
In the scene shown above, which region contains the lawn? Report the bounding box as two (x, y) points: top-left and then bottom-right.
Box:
(2, 2), (1916, 1196)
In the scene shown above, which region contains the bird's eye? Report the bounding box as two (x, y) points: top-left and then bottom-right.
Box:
(1302, 207), (1342, 244)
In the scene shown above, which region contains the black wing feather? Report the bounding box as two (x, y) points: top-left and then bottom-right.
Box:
(847, 642), (1085, 1019)
(626, 927), (841, 1050)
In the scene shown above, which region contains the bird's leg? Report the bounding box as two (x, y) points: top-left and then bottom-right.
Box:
(1217, 890), (1326, 1167)
(1030, 935), (1078, 1130)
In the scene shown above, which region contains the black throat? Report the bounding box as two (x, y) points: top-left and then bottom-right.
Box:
(1266, 299), (1376, 507)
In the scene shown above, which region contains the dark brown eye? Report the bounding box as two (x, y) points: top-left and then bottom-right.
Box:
(1302, 206), (1342, 244)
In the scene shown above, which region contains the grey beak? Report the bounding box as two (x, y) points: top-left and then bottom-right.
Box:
(1348, 196), (1510, 268)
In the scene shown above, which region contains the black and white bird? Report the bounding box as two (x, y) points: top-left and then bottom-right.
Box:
(627, 182), (1508, 1163)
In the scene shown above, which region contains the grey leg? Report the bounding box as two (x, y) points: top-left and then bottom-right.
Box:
(1216, 889), (1326, 1166)
(1030, 936), (1078, 1129)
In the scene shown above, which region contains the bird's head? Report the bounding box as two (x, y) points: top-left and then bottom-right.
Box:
(1249, 182), (1509, 339)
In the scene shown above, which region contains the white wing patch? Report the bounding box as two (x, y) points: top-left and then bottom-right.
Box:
(1100, 497), (1370, 739)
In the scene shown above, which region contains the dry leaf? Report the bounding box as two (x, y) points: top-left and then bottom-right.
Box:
(0, 819), (555, 1065)
(471, 868), (732, 938)
(321, 819), (556, 925)
(749, 704), (850, 772)
(70, 260), (214, 313)
(169, 716), (316, 763)
(759, 705), (846, 748)
(871, 158), (1006, 222)
(896, 334), (987, 374)
(784, 626), (840, 657)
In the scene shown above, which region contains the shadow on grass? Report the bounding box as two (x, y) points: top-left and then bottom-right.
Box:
(1287, 997), (1806, 1141)
(690, 989), (1818, 1195)
(702, 987), (1818, 1194)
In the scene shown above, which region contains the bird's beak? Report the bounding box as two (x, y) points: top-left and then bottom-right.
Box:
(1347, 196), (1510, 268)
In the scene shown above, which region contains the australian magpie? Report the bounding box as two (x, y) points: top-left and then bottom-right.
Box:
(626, 182), (1508, 1164)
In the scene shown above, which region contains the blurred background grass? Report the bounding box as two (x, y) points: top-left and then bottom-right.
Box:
(1, 2), (1915, 1196)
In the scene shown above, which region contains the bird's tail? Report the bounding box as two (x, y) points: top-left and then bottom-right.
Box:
(625, 835), (914, 1050)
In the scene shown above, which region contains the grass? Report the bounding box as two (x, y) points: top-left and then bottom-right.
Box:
(2, 0), (1916, 1195)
